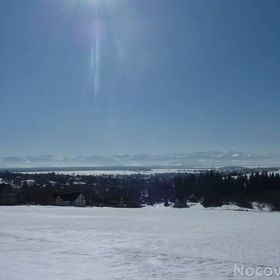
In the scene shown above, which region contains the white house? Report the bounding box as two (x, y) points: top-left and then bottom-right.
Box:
(56, 192), (86, 207)
(21, 179), (36, 187)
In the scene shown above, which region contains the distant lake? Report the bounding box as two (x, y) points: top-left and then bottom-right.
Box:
(20, 168), (207, 176)
(2, 166), (279, 176)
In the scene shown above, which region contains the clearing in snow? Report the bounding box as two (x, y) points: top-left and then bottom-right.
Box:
(0, 206), (279, 279)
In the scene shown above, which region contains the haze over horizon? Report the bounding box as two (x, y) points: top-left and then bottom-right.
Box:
(1, 151), (280, 169)
(1, 0), (280, 157)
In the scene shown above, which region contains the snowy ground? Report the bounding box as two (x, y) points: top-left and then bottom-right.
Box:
(1, 206), (280, 280)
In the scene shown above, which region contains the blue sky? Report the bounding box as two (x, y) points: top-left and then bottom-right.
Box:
(0, 0), (280, 156)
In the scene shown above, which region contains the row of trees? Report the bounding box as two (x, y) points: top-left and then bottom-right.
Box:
(173, 171), (280, 210)
(1, 171), (280, 210)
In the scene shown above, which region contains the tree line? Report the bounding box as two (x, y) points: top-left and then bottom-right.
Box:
(0, 171), (280, 210)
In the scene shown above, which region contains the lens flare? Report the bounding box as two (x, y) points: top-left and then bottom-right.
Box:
(69, 0), (126, 98)
(90, 25), (100, 97)
(87, 3), (102, 97)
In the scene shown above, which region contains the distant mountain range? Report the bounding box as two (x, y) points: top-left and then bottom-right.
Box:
(0, 152), (280, 168)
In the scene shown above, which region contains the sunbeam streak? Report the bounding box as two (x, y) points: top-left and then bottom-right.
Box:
(81, 0), (125, 99)
(90, 26), (100, 97)
(86, 1), (102, 98)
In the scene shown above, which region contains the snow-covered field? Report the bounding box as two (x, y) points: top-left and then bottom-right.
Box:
(1, 206), (280, 280)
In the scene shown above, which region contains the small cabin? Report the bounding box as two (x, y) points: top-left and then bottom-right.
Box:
(173, 198), (187, 208)
(188, 193), (198, 203)
(56, 192), (86, 207)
